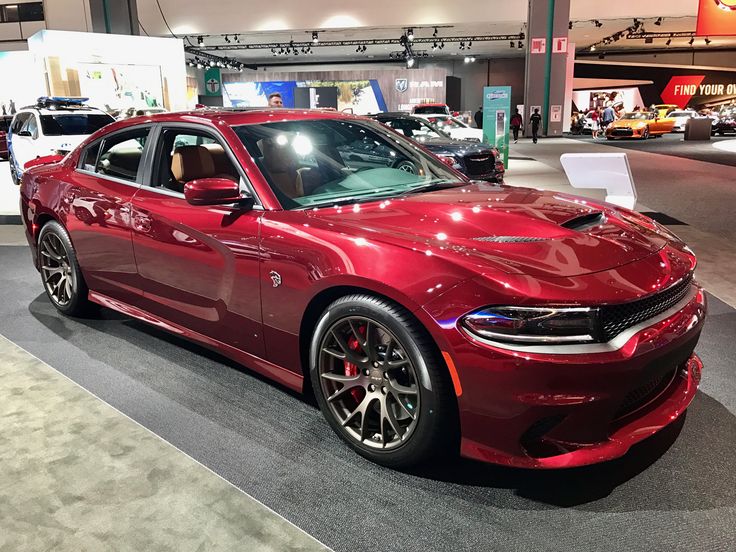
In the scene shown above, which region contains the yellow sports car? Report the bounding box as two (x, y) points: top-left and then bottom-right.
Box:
(605, 112), (676, 140)
(653, 104), (679, 118)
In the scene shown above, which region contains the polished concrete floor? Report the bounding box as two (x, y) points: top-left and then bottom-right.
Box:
(1, 135), (735, 551)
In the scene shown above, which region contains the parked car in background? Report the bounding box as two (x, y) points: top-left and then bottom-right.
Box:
(712, 108), (736, 135)
(412, 103), (453, 116)
(372, 112), (504, 181)
(121, 106), (168, 119)
(0, 115), (12, 160)
(652, 104), (679, 118)
(19, 108), (706, 470)
(8, 97), (115, 185)
(605, 111), (675, 140)
(414, 113), (485, 143)
(668, 110), (700, 132)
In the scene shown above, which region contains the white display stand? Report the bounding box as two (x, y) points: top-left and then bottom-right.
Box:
(559, 152), (637, 209)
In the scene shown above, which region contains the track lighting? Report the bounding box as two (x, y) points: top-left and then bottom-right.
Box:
(666, 37), (672, 46)
(433, 27), (438, 37)
(705, 37), (711, 45)
(518, 40), (523, 49)
(590, 45), (596, 51)
(510, 41), (514, 48)
(568, 21), (573, 30)
(688, 36), (694, 45)
(406, 57), (415, 68)
(594, 20), (603, 28)
(312, 31), (319, 44)
(654, 17), (662, 26)
(197, 35), (204, 45)
(224, 34), (231, 43)
(407, 28), (414, 41)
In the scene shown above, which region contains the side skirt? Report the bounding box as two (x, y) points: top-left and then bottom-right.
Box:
(88, 290), (304, 393)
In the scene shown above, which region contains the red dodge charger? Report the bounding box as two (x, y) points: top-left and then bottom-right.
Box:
(19, 109), (705, 469)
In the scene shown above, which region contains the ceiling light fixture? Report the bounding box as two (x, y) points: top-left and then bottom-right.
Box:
(406, 57), (415, 68)
(407, 28), (414, 41)
(665, 37), (672, 46)
(568, 21), (573, 30)
(688, 36), (694, 45)
(654, 17), (663, 26)
(594, 20), (603, 28)
(590, 45), (596, 51)
(705, 37), (712, 45)
(312, 31), (319, 44)
(197, 35), (204, 45)
(518, 40), (523, 49)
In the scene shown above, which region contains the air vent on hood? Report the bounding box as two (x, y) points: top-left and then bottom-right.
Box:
(472, 236), (548, 243)
(560, 211), (606, 232)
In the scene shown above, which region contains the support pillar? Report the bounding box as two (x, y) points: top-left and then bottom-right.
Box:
(88, 0), (139, 35)
(523, 0), (570, 137)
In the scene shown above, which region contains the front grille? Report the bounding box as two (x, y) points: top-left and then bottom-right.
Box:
(614, 366), (679, 419)
(611, 128), (634, 136)
(598, 275), (693, 342)
(464, 153), (494, 176)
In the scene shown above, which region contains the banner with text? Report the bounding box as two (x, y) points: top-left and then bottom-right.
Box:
(482, 86), (511, 167)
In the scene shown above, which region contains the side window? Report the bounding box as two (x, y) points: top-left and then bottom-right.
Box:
(79, 141), (101, 171)
(23, 115), (39, 140)
(95, 127), (150, 182)
(150, 128), (240, 194)
(11, 113), (29, 134)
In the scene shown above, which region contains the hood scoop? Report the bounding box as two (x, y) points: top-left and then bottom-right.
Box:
(560, 211), (606, 232)
(472, 236), (549, 243)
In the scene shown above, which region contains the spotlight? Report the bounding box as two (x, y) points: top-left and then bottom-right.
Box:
(432, 41), (438, 50)
(666, 37), (672, 46)
(459, 41), (465, 50)
(196, 61), (203, 69)
(464, 56), (470, 63)
(654, 17), (662, 26)
(312, 31), (319, 44)
(705, 37), (712, 45)
(594, 20), (603, 28)
(439, 41), (444, 49)
(407, 28), (414, 41)
(519, 31), (525, 40)
(518, 40), (523, 49)
(433, 27), (438, 37)
(197, 35), (204, 45)
(224, 34), (231, 43)
(467, 40), (472, 47)
(568, 21), (573, 30)
(235, 34), (240, 42)
(688, 36), (694, 46)
(590, 45), (596, 51)
(406, 57), (415, 68)
(510, 41), (515, 48)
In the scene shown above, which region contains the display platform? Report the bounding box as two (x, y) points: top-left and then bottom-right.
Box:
(569, 133), (736, 168)
(0, 244), (735, 552)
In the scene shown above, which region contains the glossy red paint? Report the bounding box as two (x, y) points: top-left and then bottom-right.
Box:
(19, 109), (706, 468)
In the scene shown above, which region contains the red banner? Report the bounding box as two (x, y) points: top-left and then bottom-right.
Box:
(660, 75), (707, 108)
(696, 0), (736, 36)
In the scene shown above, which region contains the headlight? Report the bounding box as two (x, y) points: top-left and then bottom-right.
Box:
(461, 306), (598, 345)
(437, 153), (462, 170)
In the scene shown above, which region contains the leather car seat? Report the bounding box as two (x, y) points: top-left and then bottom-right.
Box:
(171, 145), (216, 192)
(201, 143), (239, 181)
(257, 138), (320, 198)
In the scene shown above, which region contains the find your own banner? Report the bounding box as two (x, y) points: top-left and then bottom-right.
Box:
(482, 86), (511, 168)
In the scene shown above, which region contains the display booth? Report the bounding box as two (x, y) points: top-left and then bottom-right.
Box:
(26, 30), (188, 116)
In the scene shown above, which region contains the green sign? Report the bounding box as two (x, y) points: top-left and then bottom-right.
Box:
(482, 86), (511, 168)
(204, 67), (222, 96)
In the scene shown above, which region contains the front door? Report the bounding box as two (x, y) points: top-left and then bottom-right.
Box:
(130, 124), (265, 357)
(10, 112), (37, 171)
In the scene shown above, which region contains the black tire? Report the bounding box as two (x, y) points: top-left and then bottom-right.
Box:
(8, 153), (20, 185)
(37, 221), (93, 317)
(310, 294), (458, 468)
(641, 128), (650, 140)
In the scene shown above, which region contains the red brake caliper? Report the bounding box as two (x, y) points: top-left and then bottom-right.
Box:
(344, 326), (366, 402)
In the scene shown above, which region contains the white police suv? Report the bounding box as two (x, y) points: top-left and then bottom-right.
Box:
(8, 97), (114, 185)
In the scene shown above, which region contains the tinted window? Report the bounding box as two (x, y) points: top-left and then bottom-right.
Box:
(11, 113), (29, 134)
(235, 118), (460, 210)
(150, 128), (240, 194)
(380, 118), (445, 140)
(80, 141), (101, 172)
(40, 114), (114, 136)
(96, 128), (150, 182)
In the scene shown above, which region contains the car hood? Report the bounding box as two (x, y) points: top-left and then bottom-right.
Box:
(416, 137), (494, 156)
(610, 119), (647, 128)
(306, 183), (671, 278)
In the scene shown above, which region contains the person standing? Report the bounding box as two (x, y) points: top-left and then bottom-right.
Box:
(601, 103), (615, 133)
(268, 92), (283, 108)
(590, 109), (600, 139)
(529, 108), (542, 144)
(510, 108), (523, 143)
(474, 106), (483, 129)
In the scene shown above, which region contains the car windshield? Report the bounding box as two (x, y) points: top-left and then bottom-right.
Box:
(622, 112), (652, 120)
(234, 118), (463, 210)
(414, 105), (449, 115)
(379, 117), (448, 140)
(40, 113), (115, 136)
(426, 116), (465, 129)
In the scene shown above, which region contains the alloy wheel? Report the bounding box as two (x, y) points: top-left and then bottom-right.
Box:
(318, 316), (421, 450)
(39, 232), (75, 307)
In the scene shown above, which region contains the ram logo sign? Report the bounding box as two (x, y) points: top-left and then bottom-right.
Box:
(395, 79), (408, 93)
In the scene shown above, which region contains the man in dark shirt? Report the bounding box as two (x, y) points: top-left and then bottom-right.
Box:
(474, 107), (483, 129)
(530, 108), (542, 143)
(601, 104), (615, 132)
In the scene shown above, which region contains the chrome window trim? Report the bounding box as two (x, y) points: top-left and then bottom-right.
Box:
(75, 168), (141, 189)
(460, 285), (699, 355)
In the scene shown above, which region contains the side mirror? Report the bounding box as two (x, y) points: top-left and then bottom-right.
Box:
(184, 178), (253, 208)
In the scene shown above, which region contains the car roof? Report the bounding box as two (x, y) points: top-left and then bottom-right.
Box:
(414, 103), (448, 107)
(16, 106), (110, 116)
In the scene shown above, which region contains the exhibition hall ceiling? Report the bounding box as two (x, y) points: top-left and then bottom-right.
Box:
(134, 0), (734, 64)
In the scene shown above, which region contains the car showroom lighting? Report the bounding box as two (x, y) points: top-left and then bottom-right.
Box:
(568, 21), (573, 30)
(312, 31), (319, 44)
(224, 34), (231, 43)
(594, 20), (603, 28)
(705, 37), (712, 45)
(688, 36), (695, 45)
(666, 37), (672, 46)
(407, 28), (414, 41)
(510, 40), (515, 48)
(433, 27), (438, 37)
(590, 44), (596, 51)
(406, 57), (415, 68)
(518, 40), (524, 49)
(654, 17), (663, 26)
(464, 56), (476, 63)
(197, 35), (204, 45)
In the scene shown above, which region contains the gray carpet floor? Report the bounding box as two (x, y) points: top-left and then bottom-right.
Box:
(1, 245), (735, 552)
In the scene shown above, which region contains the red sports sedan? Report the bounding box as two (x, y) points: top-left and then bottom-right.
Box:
(19, 109), (706, 469)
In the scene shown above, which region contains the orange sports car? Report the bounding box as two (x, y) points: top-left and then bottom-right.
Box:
(605, 111), (675, 140)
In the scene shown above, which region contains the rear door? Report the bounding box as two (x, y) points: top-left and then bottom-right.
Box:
(66, 125), (153, 304)
(129, 123), (265, 357)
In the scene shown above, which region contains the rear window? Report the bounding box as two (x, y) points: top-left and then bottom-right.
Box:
(40, 114), (115, 136)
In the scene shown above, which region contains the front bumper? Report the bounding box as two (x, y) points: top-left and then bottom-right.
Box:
(425, 281), (706, 469)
